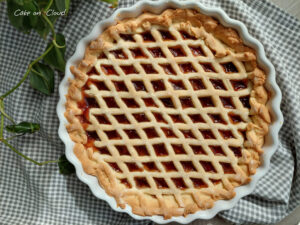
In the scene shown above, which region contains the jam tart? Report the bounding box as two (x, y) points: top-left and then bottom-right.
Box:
(65, 9), (271, 218)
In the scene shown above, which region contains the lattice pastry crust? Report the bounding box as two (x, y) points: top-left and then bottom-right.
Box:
(65, 9), (271, 218)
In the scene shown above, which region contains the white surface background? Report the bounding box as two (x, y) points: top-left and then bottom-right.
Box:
(165, 1), (300, 225)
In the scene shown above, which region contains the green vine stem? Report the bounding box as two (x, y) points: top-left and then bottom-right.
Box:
(42, 14), (65, 49)
(0, 101), (4, 138)
(44, 0), (54, 12)
(0, 44), (54, 99)
(0, 100), (15, 123)
(1, 139), (59, 166)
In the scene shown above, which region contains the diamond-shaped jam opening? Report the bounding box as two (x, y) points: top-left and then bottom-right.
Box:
(153, 112), (167, 123)
(120, 178), (132, 188)
(115, 145), (130, 155)
(134, 177), (150, 188)
(162, 161), (177, 172)
(169, 79), (186, 90)
(143, 162), (160, 171)
(239, 95), (250, 108)
(143, 98), (158, 107)
(109, 49), (127, 59)
(120, 65), (138, 75)
(103, 97), (119, 108)
(141, 64), (158, 74)
(87, 67), (100, 76)
(113, 81), (128, 92)
(200, 63), (216, 72)
(169, 46), (186, 57)
(189, 78), (205, 90)
(210, 179), (221, 185)
(133, 113), (149, 122)
(160, 97), (175, 108)
(161, 127), (177, 138)
(219, 129), (235, 139)
(151, 80), (166, 91)
(171, 144), (187, 154)
(180, 161), (197, 172)
(220, 162), (235, 174)
(143, 127), (159, 139)
(199, 97), (214, 107)
(78, 97), (98, 111)
(101, 65), (118, 75)
(208, 113), (227, 124)
(210, 79), (227, 90)
(124, 129), (140, 139)
(122, 98), (139, 108)
(220, 97), (235, 109)
(228, 112), (243, 124)
(105, 130), (121, 139)
(190, 145), (206, 155)
(169, 114), (185, 123)
(180, 130), (196, 139)
(134, 145), (149, 156)
(119, 33), (135, 42)
(85, 131), (97, 147)
(141, 31), (155, 42)
(200, 161), (216, 173)
(98, 52), (107, 59)
(180, 30), (196, 40)
(188, 114), (205, 123)
(180, 97), (195, 108)
(126, 162), (143, 171)
(132, 80), (147, 91)
(191, 178), (208, 189)
(130, 48), (147, 58)
(159, 30), (175, 40)
(179, 62), (197, 73)
(95, 114), (111, 124)
(108, 162), (122, 173)
(221, 62), (238, 73)
(231, 79), (248, 91)
(209, 145), (226, 156)
(229, 146), (242, 157)
(200, 129), (216, 139)
(154, 178), (169, 189)
(159, 64), (177, 75)
(189, 45), (205, 56)
(239, 129), (247, 140)
(94, 81), (109, 91)
(113, 114), (130, 124)
(171, 178), (187, 190)
(86, 131), (100, 143)
(96, 146), (111, 155)
(153, 143), (168, 156)
(148, 47), (165, 58)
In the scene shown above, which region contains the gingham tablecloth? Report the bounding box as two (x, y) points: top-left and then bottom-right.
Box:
(0, 0), (300, 224)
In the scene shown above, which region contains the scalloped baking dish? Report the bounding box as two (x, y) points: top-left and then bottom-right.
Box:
(57, 0), (283, 223)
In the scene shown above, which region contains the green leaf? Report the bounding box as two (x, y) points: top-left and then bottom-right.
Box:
(6, 122), (40, 133)
(55, 0), (70, 14)
(58, 154), (75, 175)
(7, 0), (40, 33)
(43, 33), (66, 72)
(29, 62), (54, 95)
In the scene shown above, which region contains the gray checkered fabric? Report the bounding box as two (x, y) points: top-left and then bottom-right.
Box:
(0, 0), (299, 225)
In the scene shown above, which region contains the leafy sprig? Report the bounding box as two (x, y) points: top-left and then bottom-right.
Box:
(0, 0), (122, 174)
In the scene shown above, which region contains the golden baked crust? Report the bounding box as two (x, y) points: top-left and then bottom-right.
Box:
(65, 9), (270, 218)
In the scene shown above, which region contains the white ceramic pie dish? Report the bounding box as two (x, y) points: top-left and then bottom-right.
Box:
(57, 0), (283, 223)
